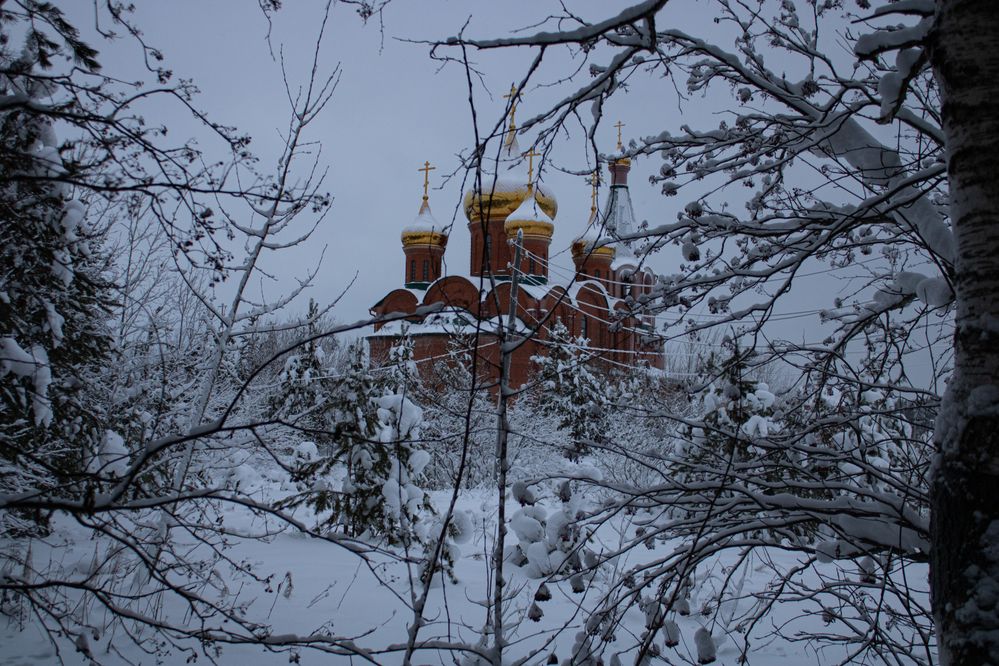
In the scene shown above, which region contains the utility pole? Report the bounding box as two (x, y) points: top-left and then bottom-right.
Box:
(491, 228), (523, 665)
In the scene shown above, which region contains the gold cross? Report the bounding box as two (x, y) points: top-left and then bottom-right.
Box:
(418, 160), (435, 200)
(503, 83), (521, 127)
(523, 147), (541, 188)
(614, 120), (626, 150)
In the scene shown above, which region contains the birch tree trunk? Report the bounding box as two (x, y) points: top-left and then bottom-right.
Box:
(929, 1), (999, 662)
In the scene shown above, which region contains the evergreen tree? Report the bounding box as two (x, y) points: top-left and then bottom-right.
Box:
(377, 332), (437, 552)
(418, 333), (496, 488)
(0, 44), (114, 534)
(374, 390), (434, 549)
(282, 342), (383, 536)
(282, 335), (439, 552)
(532, 319), (610, 461)
(385, 325), (418, 395)
(269, 300), (334, 453)
(680, 342), (766, 470)
(673, 340), (808, 537)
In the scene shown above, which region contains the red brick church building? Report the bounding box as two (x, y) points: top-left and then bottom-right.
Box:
(368, 112), (664, 389)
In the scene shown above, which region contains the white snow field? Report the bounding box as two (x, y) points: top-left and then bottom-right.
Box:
(0, 462), (928, 665)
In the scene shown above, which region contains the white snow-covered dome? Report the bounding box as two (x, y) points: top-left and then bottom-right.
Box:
(401, 199), (448, 248)
(504, 186), (555, 239)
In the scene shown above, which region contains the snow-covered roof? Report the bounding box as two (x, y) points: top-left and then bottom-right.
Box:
(566, 278), (615, 303)
(369, 311), (536, 338)
(516, 282), (554, 302)
(576, 212), (602, 243)
(611, 256), (637, 271)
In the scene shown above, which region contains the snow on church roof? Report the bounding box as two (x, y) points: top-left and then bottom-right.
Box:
(369, 310), (535, 338)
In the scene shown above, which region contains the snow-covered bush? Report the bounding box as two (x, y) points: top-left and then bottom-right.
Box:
(676, 346), (764, 466)
(508, 480), (587, 579)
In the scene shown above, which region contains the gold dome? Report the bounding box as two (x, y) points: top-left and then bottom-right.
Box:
(572, 204), (615, 260)
(506, 218), (555, 240)
(464, 184), (557, 223)
(572, 237), (615, 259)
(401, 229), (448, 248)
(504, 185), (555, 240)
(401, 198), (448, 248)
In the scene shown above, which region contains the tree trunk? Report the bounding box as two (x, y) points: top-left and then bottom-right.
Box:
(929, 1), (999, 663)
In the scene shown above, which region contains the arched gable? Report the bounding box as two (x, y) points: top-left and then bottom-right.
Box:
(612, 265), (634, 300)
(574, 282), (611, 347)
(370, 289), (419, 330)
(423, 275), (481, 314)
(640, 268), (656, 296)
(538, 286), (573, 338)
(481, 281), (541, 324)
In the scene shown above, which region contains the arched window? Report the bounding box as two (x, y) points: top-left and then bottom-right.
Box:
(594, 269), (600, 280)
(409, 259), (416, 282)
(581, 314), (588, 342)
(483, 234), (492, 271)
(528, 257), (536, 275)
(422, 259), (429, 281)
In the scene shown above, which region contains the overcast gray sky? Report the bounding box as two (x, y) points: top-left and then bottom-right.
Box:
(65, 0), (942, 376)
(73, 2), (696, 322)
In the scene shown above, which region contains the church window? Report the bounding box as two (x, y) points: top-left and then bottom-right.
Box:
(528, 257), (536, 275)
(422, 259), (429, 281)
(410, 260), (416, 282)
(581, 315), (588, 341)
(594, 269), (600, 280)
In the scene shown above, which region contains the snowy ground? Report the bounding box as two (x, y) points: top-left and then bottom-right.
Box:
(1, 475), (923, 665)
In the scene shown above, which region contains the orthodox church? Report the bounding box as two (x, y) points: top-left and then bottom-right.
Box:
(368, 98), (664, 389)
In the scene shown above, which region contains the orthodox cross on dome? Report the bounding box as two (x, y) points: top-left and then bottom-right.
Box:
(614, 120), (626, 151)
(503, 83), (523, 147)
(418, 160), (435, 202)
(503, 83), (522, 128)
(523, 147), (541, 189)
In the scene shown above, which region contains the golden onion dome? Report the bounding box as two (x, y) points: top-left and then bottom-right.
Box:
(464, 181), (557, 223)
(401, 198), (448, 248)
(572, 207), (615, 259)
(464, 133), (557, 222)
(504, 186), (555, 240)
